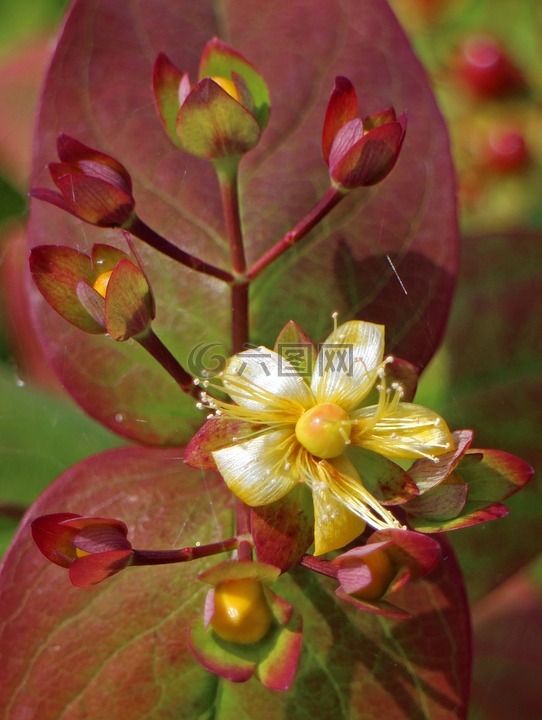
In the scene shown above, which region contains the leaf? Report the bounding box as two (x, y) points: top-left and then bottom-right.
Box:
(423, 231), (542, 601)
(0, 448), (470, 719)
(28, 0), (458, 445)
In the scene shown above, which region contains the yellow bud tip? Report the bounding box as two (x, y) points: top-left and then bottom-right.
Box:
(352, 549), (394, 601)
(93, 270), (113, 298)
(210, 578), (273, 644)
(295, 403), (351, 459)
(75, 547), (91, 559)
(210, 75), (240, 102)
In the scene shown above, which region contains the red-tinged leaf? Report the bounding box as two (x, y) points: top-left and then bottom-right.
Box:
(152, 53), (184, 147)
(348, 446), (419, 504)
(198, 560), (280, 587)
(254, 608), (303, 691)
(251, 485), (314, 572)
(322, 76), (359, 163)
(29, 245), (104, 333)
(29, 0), (457, 446)
(69, 549), (133, 588)
(188, 617), (257, 683)
(177, 77), (261, 159)
(405, 483), (469, 522)
(56, 134), (133, 188)
(184, 416), (254, 470)
(410, 501), (509, 533)
(433, 231), (541, 600)
(104, 259), (153, 340)
(461, 448), (534, 502)
(470, 560), (542, 720)
(408, 429), (474, 493)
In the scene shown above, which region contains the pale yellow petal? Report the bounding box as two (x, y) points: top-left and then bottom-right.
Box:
(311, 320), (384, 410)
(212, 428), (299, 506)
(312, 479), (365, 555)
(222, 347), (314, 413)
(352, 402), (454, 460)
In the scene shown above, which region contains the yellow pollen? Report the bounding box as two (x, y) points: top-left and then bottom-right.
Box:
(92, 270), (113, 298)
(210, 578), (273, 645)
(295, 403), (352, 459)
(210, 76), (240, 101)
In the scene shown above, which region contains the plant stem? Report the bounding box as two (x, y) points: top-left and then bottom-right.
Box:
(215, 159), (246, 275)
(214, 159), (253, 560)
(129, 215), (233, 283)
(131, 536), (238, 566)
(137, 328), (196, 396)
(246, 185), (345, 279)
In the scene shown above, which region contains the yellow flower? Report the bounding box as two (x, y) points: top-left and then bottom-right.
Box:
(198, 320), (454, 555)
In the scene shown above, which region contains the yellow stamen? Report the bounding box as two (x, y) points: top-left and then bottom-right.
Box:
(93, 270), (113, 298)
(295, 403), (352, 459)
(210, 578), (273, 644)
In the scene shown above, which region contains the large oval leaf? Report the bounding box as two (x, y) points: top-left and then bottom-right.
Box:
(0, 446), (470, 719)
(28, 0), (457, 445)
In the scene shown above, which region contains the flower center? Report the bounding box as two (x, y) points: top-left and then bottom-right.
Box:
(93, 270), (113, 298)
(295, 403), (352, 459)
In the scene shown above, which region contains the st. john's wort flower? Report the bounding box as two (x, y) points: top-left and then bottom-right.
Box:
(188, 561), (302, 690)
(186, 320), (454, 556)
(153, 38), (270, 160)
(31, 513), (133, 588)
(31, 134), (135, 227)
(322, 76), (407, 189)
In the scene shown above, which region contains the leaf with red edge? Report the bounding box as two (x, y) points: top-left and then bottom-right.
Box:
(28, 0), (457, 446)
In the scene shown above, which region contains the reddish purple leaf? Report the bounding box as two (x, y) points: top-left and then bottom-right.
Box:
(28, 0), (458, 445)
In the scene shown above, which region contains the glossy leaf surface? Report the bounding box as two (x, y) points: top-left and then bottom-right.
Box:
(0, 446), (470, 719)
(28, 0), (457, 445)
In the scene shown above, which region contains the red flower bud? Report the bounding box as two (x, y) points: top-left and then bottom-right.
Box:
(322, 76), (407, 189)
(29, 241), (155, 341)
(31, 513), (133, 587)
(31, 135), (135, 227)
(153, 38), (270, 161)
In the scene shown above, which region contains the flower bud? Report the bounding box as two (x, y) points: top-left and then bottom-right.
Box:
(153, 38), (270, 160)
(31, 135), (135, 227)
(322, 76), (407, 189)
(29, 241), (155, 341)
(31, 513), (133, 587)
(455, 36), (528, 99)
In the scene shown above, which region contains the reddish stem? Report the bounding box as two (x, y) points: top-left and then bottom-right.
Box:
(215, 160), (246, 275)
(131, 536), (238, 566)
(137, 328), (196, 396)
(129, 215), (233, 283)
(246, 186), (345, 279)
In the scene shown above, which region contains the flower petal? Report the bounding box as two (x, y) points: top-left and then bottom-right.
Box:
(222, 347), (313, 413)
(213, 429), (299, 506)
(311, 321), (384, 410)
(312, 478), (365, 555)
(352, 402), (454, 460)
